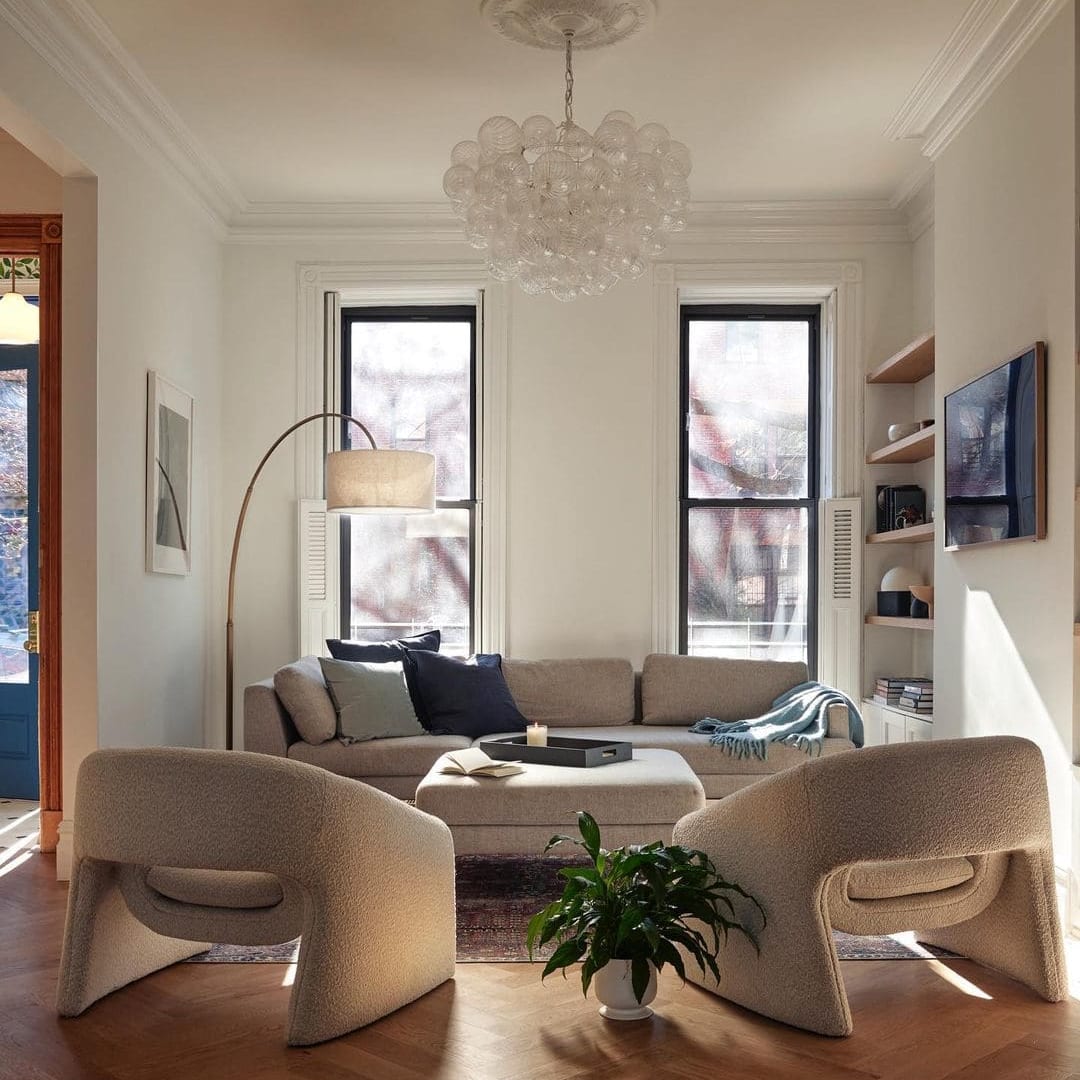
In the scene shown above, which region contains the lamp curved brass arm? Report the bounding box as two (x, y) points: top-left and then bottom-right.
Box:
(225, 411), (377, 750)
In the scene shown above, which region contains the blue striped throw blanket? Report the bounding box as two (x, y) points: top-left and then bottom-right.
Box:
(689, 681), (864, 759)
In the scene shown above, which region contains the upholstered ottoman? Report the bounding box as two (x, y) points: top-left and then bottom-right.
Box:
(415, 747), (706, 855)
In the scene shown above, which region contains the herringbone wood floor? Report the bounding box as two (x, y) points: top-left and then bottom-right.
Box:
(3, 855), (1079, 1079)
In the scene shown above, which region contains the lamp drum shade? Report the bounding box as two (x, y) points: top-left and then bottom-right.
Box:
(880, 566), (925, 591)
(326, 448), (435, 514)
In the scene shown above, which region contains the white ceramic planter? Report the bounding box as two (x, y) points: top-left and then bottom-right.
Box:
(593, 959), (658, 1021)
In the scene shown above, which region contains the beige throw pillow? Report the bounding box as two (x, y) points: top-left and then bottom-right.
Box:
(273, 656), (338, 744)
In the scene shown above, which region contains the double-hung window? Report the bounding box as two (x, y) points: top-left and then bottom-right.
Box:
(679, 305), (820, 669)
(340, 306), (477, 655)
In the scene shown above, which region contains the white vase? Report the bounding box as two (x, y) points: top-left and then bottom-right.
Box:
(593, 959), (658, 1021)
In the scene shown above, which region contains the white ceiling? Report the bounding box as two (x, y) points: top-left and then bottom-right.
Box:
(84, 0), (970, 207)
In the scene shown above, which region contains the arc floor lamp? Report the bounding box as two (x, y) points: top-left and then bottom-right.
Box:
(226, 411), (435, 749)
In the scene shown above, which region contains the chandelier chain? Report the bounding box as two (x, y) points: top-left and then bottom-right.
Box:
(564, 32), (574, 124)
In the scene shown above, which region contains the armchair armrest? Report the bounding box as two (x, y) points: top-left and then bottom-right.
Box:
(826, 701), (850, 740)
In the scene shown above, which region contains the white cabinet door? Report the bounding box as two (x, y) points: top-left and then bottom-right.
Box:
(882, 713), (908, 744)
(905, 717), (933, 742)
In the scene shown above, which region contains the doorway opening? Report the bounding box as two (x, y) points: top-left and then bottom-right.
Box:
(0, 215), (62, 855)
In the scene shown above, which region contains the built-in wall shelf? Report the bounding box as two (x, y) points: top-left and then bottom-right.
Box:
(865, 522), (935, 545)
(861, 697), (933, 722)
(866, 425), (935, 465)
(866, 615), (935, 630)
(861, 324), (936, 747)
(866, 332), (935, 384)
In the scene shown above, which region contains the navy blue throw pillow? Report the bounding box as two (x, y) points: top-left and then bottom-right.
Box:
(326, 629), (441, 663)
(404, 651), (525, 738)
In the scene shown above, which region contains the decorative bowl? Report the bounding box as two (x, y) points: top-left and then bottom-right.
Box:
(909, 583), (934, 619)
(888, 422), (921, 442)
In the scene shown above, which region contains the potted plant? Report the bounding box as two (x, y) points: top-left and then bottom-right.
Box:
(527, 811), (764, 1021)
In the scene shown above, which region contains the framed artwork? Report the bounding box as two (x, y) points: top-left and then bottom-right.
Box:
(146, 371), (193, 574)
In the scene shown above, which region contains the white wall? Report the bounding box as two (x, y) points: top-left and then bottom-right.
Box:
(912, 225), (934, 335)
(0, 130), (62, 211)
(0, 24), (225, 840)
(223, 236), (915, 713)
(933, 6), (1076, 865)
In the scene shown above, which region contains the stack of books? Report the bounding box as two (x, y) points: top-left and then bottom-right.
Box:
(873, 676), (932, 708)
(899, 682), (933, 715)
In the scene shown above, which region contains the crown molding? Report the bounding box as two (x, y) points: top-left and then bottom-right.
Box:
(891, 165), (935, 240)
(228, 201), (464, 244)
(886, 0), (1069, 160)
(0, 0), (243, 233)
(226, 198), (913, 245)
(0, 0), (943, 247)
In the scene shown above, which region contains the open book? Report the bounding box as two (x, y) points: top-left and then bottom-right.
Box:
(441, 746), (524, 778)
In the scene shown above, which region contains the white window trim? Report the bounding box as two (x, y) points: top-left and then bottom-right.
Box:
(296, 262), (509, 654)
(651, 260), (864, 664)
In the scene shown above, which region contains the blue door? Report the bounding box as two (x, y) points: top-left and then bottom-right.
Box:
(0, 344), (38, 799)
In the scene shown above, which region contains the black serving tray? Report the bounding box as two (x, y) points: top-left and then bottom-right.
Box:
(479, 735), (632, 768)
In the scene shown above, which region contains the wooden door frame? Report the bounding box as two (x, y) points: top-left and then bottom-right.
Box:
(0, 215), (62, 853)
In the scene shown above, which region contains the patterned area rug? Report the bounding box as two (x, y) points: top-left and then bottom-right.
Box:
(185, 855), (959, 965)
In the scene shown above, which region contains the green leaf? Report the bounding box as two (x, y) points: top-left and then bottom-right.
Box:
(526, 901), (560, 956)
(542, 937), (587, 980)
(630, 957), (652, 1004)
(655, 939), (686, 983)
(543, 833), (578, 855)
(558, 866), (603, 888)
(576, 810), (602, 862)
(639, 917), (661, 953)
(615, 906), (645, 948)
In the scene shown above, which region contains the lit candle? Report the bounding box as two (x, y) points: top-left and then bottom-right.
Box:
(526, 723), (548, 747)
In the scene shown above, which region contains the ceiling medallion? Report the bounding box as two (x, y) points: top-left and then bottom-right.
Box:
(444, 0), (689, 301)
(479, 0), (655, 50)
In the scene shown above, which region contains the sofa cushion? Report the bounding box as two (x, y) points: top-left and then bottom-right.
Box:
(326, 629), (441, 663)
(417, 748), (704, 826)
(146, 867), (284, 910)
(641, 655), (808, 725)
(273, 657), (337, 745)
(405, 651), (526, 738)
(477, 725), (852, 775)
(846, 857), (975, 900)
(502, 658), (635, 727)
(318, 658), (426, 742)
(288, 733), (471, 777)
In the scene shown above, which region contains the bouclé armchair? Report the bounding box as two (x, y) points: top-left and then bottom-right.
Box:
(56, 747), (456, 1046)
(672, 735), (1066, 1036)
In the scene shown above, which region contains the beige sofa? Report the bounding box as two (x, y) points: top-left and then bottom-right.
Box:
(245, 654), (855, 799)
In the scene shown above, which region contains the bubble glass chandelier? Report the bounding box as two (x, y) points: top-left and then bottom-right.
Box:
(443, 0), (690, 301)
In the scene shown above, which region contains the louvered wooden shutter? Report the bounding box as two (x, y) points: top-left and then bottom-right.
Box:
(298, 498), (335, 657)
(818, 497), (861, 701)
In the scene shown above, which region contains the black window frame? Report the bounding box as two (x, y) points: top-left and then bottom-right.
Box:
(678, 303), (821, 673)
(339, 304), (478, 652)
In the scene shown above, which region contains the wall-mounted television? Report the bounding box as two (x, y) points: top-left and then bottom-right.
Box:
(944, 342), (1046, 551)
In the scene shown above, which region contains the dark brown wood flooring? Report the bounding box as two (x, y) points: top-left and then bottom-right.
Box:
(2, 854), (1079, 1079)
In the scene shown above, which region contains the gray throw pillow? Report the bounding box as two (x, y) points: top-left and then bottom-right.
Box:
(273, 657), (337, 745)
(318, 657), (427, 743)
